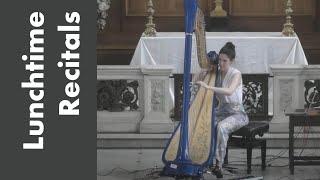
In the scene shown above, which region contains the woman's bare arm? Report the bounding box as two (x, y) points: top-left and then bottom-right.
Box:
(197, 72), (241, 96)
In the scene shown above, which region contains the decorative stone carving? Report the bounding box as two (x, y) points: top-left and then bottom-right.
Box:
(97, 80), (139, 112)
(96, 65), (174, 133)
(151, 80), (165, 112)
(97, 0), (111, 30)
(97, 65), (143, 133)
(279, 79), (294, 111)
(140, 65), (174, 133)
(243, 81), (263, 114)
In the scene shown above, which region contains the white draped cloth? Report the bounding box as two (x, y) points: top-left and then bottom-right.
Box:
(130, 32), (308, 73)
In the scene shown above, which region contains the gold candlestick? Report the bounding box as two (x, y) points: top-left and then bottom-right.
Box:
(282, 0), (295, 36)
(143, 0), (157, 37)
(210, 0), (227, 17)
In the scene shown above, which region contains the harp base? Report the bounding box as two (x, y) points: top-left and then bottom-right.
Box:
(162, 161), (204, 178)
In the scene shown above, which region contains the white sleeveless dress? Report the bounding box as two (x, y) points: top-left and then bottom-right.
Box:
(214, 67), (249, 168)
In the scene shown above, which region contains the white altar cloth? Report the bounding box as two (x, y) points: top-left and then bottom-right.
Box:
(130, 32), (308, 74)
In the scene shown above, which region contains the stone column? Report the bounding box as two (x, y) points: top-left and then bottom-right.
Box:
(140, 65), (174, 133)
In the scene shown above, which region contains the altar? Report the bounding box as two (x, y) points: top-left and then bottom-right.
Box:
(130, 32), (308, 117)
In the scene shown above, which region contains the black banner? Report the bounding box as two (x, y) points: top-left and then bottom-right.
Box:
(0, 0), (96, 179)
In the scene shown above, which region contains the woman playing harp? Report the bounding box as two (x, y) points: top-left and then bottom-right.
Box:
(198, 42), (249, 178)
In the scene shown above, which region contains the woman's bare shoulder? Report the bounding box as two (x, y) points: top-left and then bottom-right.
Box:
(232, 67), (242, 75)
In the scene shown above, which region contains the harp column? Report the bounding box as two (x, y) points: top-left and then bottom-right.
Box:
(140, 65), (174, 133)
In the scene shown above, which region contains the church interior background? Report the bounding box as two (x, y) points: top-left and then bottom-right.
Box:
(97, 0), (320, 179)
(97, 0), (319, 65)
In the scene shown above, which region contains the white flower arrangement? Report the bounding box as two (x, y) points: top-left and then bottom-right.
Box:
(97, 0), (111, 30)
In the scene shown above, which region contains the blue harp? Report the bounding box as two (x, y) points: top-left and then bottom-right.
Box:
(162, 0), (218, 177)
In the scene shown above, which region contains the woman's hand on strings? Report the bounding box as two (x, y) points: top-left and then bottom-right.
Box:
(197, 73), (242, 95)
(197, 81), (215, 91)
(196, 81), (209, 89)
